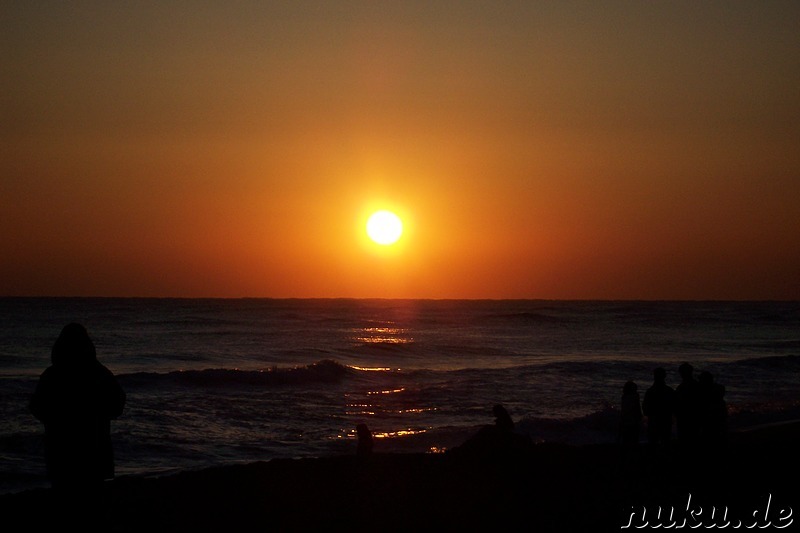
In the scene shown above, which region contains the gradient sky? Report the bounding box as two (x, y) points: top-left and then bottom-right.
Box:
(3, 1), (799, 299)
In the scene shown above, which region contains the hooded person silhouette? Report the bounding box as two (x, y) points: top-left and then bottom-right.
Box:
(30, 323), (126, 492)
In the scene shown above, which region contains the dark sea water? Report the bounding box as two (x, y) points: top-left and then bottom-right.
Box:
(1, 298), (798, 495)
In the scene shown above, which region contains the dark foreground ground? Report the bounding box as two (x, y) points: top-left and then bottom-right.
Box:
(2, 423), (797, 532)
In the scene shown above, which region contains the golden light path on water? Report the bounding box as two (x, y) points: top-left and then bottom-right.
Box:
(352, 326), (413, 345)
(338, 325), (445, 450)
(368, 388), (405, 395)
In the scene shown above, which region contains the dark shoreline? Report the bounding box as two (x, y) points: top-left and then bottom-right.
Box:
(2, 423), (797, 532)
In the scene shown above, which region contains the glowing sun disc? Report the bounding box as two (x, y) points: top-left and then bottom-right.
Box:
(366, 210), (403, 245)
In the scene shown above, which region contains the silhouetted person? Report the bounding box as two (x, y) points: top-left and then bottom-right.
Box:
(642, 367), (674, 447)
(674, 362), (700, 449)
(30, 323), (126, 500)
(493, 404), (515, 433)
(356, 423), (374, 460)
(617, 381), (643, 474)
(452, 404), (531, 460)
(619, 381), (642, 445)
(697, 371), (728, 449)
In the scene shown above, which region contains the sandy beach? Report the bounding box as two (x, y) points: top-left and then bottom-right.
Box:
(2, 422), (797, 532)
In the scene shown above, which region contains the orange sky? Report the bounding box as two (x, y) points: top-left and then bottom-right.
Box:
(3, 1), (799, 299)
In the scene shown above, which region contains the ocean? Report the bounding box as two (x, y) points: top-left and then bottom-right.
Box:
(1, 298), (798, 495)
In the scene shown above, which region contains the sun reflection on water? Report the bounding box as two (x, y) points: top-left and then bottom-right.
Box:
(352, 326), (413, 344)
(397, 407), (434, 414)
(367, 388), (405, 395)
(373, 428), (427, 438)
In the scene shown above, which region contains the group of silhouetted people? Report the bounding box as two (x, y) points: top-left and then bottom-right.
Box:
(619, 363), (728, 456)
(30, 321), (732, 519)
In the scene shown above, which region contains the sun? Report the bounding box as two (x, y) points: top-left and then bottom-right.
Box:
(366, 210), (403, 245)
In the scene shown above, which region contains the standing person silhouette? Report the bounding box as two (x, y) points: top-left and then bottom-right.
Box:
(674, 362), (701, 451)
(618, 381), (643, 473)
(697, 371), (728, 449)
(642, 368), (674, 448)
(30, 323), (126, 500)
(356, 423), (374, 460)
(619, 381), (642, 446)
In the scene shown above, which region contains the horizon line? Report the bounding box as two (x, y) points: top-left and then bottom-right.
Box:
(1, 295), (797, 303)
